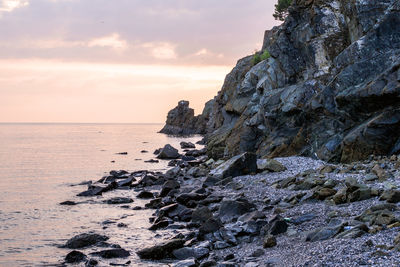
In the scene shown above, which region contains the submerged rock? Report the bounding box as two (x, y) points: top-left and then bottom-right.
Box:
(136, 239), (185, 260)
(64, 233), (109, 249)
(65, 250), (86, 263)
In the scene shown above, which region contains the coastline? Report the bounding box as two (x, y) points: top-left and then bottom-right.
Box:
(59, 138), (400, 266)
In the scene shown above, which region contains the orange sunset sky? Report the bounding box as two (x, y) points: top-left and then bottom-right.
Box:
(0, 0), (279, 123)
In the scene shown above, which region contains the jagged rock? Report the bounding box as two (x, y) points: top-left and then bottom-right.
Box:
(192, 206), (213, 223)
(157, 144), (180, 159)
(160, 100), (210, 135)
(200, 0), (400, 163)
(306, 221), (344, 242)
(136, 191), (154, 199)
(257, 159), (287, 172)
(64, 233), (109, 249)
(209, 152), (257, 179)
(160, 180), (181, 197)
(136, 239), (185, 260)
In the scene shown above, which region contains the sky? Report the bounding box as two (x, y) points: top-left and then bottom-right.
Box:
(0, 0), (279, 123)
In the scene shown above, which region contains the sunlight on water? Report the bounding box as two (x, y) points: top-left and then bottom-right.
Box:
(0, 123), (202, 266)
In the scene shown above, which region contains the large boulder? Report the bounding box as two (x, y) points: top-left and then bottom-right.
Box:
(209, 152), (257, 179)
(157, 144), (180, 159)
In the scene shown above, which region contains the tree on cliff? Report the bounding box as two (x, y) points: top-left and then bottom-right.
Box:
(273, 0), (292, 21)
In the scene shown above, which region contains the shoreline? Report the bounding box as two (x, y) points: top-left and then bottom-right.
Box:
(59, 140), (400, 266)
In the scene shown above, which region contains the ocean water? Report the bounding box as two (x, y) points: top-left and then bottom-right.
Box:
(0, 123), (203, 266)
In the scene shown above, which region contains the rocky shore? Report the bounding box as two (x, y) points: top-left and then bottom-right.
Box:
(59, 140), (400, 266)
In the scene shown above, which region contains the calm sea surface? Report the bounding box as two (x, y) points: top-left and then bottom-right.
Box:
(0, 123), (202, 266)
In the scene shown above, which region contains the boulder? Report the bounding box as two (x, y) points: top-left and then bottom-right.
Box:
(209, 152), (257, 179)
(65, 251), (86, 263)
(64, 233), (109, 249)
(157, 144), (180, 159)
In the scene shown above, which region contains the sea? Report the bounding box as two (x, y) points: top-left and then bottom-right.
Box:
(0, 123), (203, 266)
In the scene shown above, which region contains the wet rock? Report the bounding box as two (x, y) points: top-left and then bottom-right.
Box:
(60, 201), (77, 206)
(104, 197), (133, 205)
(160, 180), (181, 197)
(257, 159), (287, 172)
(85, 258), (98, 266)
(65, 250), (86, 263)
(380, 189), (400, 203)
(263, 235), (277, 248)
(180, 142), (196, 149)
(209, 152), (257, 179)
(77, 182), (117, 197)
(64, 233), (109, 249)
(145, 159), (159, 163)
(115, 152), (128, 155)
(90, 248), (130, 258)
(173, 246), (209, 260)
(117, 176), (136, 187)
(136, 239), (185, 260)
(137, 191), (154, 199)
(177, 193), (207, 206)
(157, 144), (180, 159)
(149, 219), (170, 231)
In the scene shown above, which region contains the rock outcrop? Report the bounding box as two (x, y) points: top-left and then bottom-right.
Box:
(203, 0), (400, 162)
(160, 100), (212, 135)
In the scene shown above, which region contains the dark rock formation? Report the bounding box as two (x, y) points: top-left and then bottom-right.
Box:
(160, 100), (213, 135)
(63, 233), (109, 249)
(201, 0), (400, 162)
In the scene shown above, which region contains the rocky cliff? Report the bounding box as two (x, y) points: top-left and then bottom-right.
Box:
(160, 100), (212, 135)
(204, 0), (400, 162)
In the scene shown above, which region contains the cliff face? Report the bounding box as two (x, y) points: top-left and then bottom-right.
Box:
(159, 100), (212, 135)
(206, 0), (400, 162)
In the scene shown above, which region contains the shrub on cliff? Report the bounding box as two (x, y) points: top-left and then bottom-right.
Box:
(251, 50), (271, 65)
(273, 0), (292, 21)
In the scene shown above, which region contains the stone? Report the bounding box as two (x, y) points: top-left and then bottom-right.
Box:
(157, 144), (180, 159)
(137, 191), (154, 199)
(306, 223), (344, 242)
(173, 258), (198, 267)
(65, 250), (86, 263)
(380, 189), (400, 203)
(292, 213), (317, 225)
(160, 180), (180, 197)
(209, 152), (257, 179)
(136, 239), (185, 260)
(263, 235), (277, 248)
(199, 218), (222, 236)
(104, 197), (133, 205)
(60, 201), (77, 205)
(180, 142), (196, 149)
(266, 215), (288, 236)
(218, 199), (256, 223)
(64, 233), (109, 249)
(90, 248), (130, 258)
(257, 159), (287, 172)
(192, 206), (213, 223)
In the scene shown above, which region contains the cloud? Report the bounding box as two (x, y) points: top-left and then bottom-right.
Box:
(88, 33), (127, 50)
(142, 42), (177, 60)
(0, 0), (29, 12)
